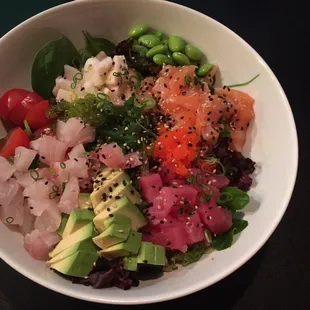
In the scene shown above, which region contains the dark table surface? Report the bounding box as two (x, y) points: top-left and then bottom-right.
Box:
(0, 0), (308, 309)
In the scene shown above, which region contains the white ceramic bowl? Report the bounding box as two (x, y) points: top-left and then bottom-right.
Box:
(0, 0), (298, 305)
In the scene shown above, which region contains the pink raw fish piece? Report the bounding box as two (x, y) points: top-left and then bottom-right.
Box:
(0, 156), (16, 182)
(56, 118), (95, 147)
(123, 152), (142, 169)
(139, 173), (163, 203)
(24, 229), (60, 261)
(68, 143), (87, 159)
(14, 146), (37, 172)
(0, 179), (24, 225)
(58, 177), (80, 214)
(52, 158), (89, 182)
(90, 143), (125, 169)
(34, 205), (61, 232)
(30, 135), (68, 165)
(19, 202), (35, 236)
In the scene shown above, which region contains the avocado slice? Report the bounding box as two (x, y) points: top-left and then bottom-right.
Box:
(56, 214), (69, 237)
(93, 167), (114, 190)
(137, 242), (166, 266)
(50, 250), (98, 278)
(92, 223), (131, 249)
(94, 183), (142, 215)
(93, 196), (146, 232)
(49, 222), (96, 258)
(78, 193), (93, 210)
(47, 238), (97, 265)
(62, 209), (94, 239)
(99, 230), (142, 260)
(102, 214), (132, 231)
(90, 170), (131, 207)
(123, 255), (138, 271)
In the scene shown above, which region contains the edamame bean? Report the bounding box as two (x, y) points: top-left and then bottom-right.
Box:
(132, 44), (149, 57)
(196, 63), (213, 77)
(128, 24), (149, 39)
(168, 35), (185, 52)
(172, 52), (190, 65)
(166, 50), (176, 65)
(185, 44), (203, 61)
(153, 54), (174, 66)
(146, 43), (168, 58)
(154, 31), (164, 40)
(138, 34), (161, 48)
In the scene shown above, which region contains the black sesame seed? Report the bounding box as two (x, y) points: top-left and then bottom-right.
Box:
(102, 154), (106, 159)
(41, 156), (46, 159)
(188, 143), (192, 147)
(107, 208), (111, 212)
(160, 220), (165, 224)
(109, 187), (113, 192)
(166, 241), (171, 246)
(109, 195), (113, 198)
(114, 183), (119, 187)
(102, 193), (107, 201)
(109, 214), (114, 218)
(115, 196), (121, 199)
(45, 181), (48, 185)
(130, 190), (135, 195)
(74, 158), (78, 162)
(122, 180), (127, 186)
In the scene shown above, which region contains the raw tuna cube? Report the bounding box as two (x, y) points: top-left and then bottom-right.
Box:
(139, 173), (163, 203)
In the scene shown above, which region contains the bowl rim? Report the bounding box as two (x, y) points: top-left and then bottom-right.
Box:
(0, 0), (299, 305)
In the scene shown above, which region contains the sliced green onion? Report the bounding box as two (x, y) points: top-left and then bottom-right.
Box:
(30, 169), (43, 181)
(184, 75), (192, 87)
(143, 98), (156, 110)
(70, 72), (83, 89)
(129, 75), (141, 89)
(7, 156), (14, 164)
(6, 217), (14, 224)
(60, 162), (66, 169)
(97, 92), (109, 101)
(135, 120), (157, 138)
(49, 185), (60, 199)
(225, 74), (260, 88)
(48, 167), (56, 175)
(23, 120), (32, 137)
(218, 191), (234, 204)
(62, 182), (67, 192)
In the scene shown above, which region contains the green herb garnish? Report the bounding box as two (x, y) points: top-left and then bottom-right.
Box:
(212, 218), (248, 250)
(225, 74), (260, 88)
(23, 120), (32, 137)
(217, 186), (250, 212)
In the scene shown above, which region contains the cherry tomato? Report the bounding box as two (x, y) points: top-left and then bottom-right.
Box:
(0, 89), (43, 126)
(0, 89), (29, 120)
(9, 92), (43, 127)
(0, 127), (30, 159)
(25, 100), (55, 129)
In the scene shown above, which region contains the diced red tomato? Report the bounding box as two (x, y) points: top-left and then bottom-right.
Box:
(0, 127), (30, 158)
(0, 89), (43, 126)
(25, 100), (54, 129)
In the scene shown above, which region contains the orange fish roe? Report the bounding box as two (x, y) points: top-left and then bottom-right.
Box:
(153, 126), (199, 176)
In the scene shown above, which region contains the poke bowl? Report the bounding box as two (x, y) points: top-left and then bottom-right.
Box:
(0, 0), (298, 305)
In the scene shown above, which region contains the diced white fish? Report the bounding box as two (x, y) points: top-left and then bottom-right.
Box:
(56, 118), (95, 148)
(0, 156), (16, 183)
(64, 65), (80, 80)
(0, 180), (24, 226)
(98, 57), (113, 75)
(96, 51), (107, 61)
(52, 158), (89, 182)
(34, 204), (61, 233)
(19, 202), (35, 236)
(24, 229), (60, 261)
(68, 144), (86, 159)
(105, 55), (128, 88)
(14, 146), (37, 172)
(28, 198), (58, 217)
(56, 89), (73, 102)
(58, 177), (80, 214)
(30, 135), (68, 165)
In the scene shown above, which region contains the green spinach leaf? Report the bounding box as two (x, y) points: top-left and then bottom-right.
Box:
(172, 242), (207, 267)
(82, 31), (115, 56)
(212, 218), (248, 251)
(31, 36), (80, 99)
(217, 186), (249, 212)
